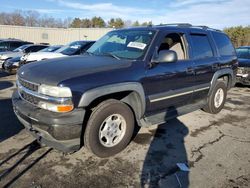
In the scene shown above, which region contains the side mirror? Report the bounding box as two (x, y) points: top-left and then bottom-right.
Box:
(152, 50), (178, 63)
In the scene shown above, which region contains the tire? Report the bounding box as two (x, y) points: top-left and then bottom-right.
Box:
(84, 99), (135, 158)
(203, 81), (227, 114)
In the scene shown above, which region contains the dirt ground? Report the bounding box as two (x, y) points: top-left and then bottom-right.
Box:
(0, 71), (250, 188)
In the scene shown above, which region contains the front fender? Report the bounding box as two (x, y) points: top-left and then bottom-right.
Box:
(78, 82), (146, 118)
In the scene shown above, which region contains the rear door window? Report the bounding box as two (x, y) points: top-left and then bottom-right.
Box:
(212, 32), (235, 56)
(190, 34), (213, 59)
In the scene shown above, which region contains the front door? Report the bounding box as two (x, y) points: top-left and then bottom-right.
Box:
(143, 31), (196, 115)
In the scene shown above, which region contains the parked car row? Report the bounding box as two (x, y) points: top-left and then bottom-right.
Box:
(0, 38), (33, 52)
(0, 39), (95, 74)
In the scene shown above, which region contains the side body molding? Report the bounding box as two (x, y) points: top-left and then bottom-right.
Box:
(209, 68), (234, 95)
(78, 82), (146, 118)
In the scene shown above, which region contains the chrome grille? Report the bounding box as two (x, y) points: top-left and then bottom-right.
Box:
(18, 77), (39, 92)
(19, 90), (39, 105)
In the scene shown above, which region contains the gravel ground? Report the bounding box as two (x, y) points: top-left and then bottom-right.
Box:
(0, 72), (250, 188)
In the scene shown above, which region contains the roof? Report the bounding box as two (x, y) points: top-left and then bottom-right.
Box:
(0, 38), (24, 42)
(118, 23), (222, 33)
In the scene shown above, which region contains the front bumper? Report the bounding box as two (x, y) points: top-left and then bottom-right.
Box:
(0, 60), (5, 69)
(12, 90), (85, 152)
(3, 64), (18, 74)
(236, 67), (250, 85)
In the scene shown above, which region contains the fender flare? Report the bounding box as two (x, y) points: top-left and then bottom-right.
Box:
(209, 68), (234, 95)
(78, 82), (146, 118)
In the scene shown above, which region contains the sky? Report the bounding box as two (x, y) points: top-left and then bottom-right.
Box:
(0, 0), (249, 29)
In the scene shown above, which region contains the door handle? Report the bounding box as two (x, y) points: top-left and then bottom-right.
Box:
(186, 67), (195, 74)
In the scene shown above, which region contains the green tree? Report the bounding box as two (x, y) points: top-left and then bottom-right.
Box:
(132, 20), (140, 27)
(70, 18), (82, 28)
(81, 18), (92, 28)
(108, 18), (124, 28)
(91, 16), (105, 28)
(224, 26), (250, 47)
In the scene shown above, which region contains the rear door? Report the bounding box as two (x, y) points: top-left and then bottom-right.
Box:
(143, 30), (196, 114)
(187, 31), (217, 101)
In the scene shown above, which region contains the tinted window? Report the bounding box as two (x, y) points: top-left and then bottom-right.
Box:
(236, 48), (250, 59)
(25, 46), (46, 53)
(10, 42), (22, 50)
(33, 46), (47, 52)
(212, 32), (235, 56)
(190, 34), (213, 59)
(0, 42), (9, 51)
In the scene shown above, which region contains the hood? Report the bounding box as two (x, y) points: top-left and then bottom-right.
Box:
(0, 51), (13, 55)
(23, 52), (67, 62)
(238, 58), (250, 67)
(18, 55), (131, 86)
(0, 52), (23, 59)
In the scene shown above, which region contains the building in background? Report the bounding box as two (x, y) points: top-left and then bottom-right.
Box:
(0, 25), (112, 45)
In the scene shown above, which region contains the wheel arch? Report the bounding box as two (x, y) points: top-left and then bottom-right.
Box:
(78, 82), (146, 119)
(209, 68), (234, 96)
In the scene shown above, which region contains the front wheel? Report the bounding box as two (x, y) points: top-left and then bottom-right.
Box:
(203, 81), (227, 114)
(84, 99), (135, 158)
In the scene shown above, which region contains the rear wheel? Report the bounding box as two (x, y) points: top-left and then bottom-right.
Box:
(84, 99), (135, 158)
(203, 81), (227, 114)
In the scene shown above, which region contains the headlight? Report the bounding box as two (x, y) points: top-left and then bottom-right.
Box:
(37, 84), (73, 112)
(12, 61), (19, 66)
(21, 55), (27, 61)
(38, 84), (72, 98)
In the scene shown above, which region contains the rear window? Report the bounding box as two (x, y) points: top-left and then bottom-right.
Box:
(190, 34), (213, 59)
(212, 32), (235, 56)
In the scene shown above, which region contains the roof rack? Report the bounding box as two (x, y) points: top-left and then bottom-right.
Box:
(157, 23), (192, 27)
(156, 23), (221, 32)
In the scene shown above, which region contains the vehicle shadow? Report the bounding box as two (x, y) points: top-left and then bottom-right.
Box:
(0, 140), (52, 188)
(0, 99), (24, 142)
(0, 71), (9, 78)
(140, 118), (189, 188)
(235, 83), (250, 88)
(0, 81), (13, 90)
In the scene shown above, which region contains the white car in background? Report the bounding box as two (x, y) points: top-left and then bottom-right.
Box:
(20, 40), (95, 66)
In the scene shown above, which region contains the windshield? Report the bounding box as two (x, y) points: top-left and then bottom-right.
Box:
(236, 48), (250, 59)
(13, 45), (30, 52)
(39, 46), (62, 52)
(87, 29), (156, 60)
(55, 41), (85, 55)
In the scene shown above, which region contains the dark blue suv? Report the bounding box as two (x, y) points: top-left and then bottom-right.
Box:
(12, 24), (237, 157)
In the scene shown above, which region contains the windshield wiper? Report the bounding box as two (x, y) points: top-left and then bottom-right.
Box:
(101, 52), (120, 60)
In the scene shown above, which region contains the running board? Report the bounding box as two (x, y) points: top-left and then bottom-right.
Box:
(138, 99), (206, 127)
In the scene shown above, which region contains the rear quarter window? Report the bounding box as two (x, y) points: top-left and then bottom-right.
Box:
(212, 32), (235, 56)
(190, 34), (214, 59)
